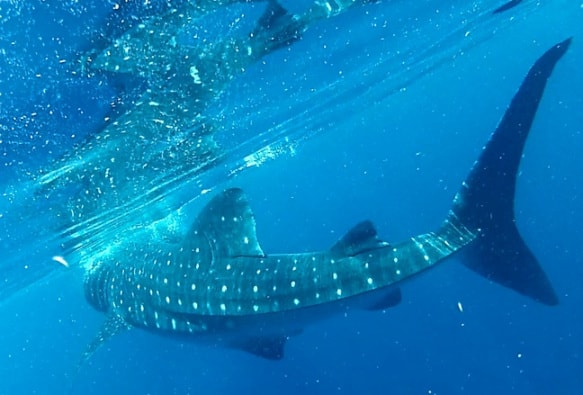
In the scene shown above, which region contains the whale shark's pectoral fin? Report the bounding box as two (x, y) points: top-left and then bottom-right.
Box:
(231, 335), (289, 360)
(331, 220), (389, 257)
(80, 314), (132, 365)
(191, 188), (265, 258)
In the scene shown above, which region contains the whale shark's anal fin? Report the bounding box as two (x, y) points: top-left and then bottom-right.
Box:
(231, 335), (288, 360)
(80, 314), (131, 367)
(450, 38), (571, 305)
(363, 287), (402, 311)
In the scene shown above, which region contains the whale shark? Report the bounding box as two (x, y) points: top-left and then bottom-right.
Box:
(81, 38), (570, 361)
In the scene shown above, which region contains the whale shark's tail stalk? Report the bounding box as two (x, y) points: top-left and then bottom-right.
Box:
(448, 38), (571, 305)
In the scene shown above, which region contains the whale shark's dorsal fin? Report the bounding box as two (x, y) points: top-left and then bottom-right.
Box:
(331, 220), (389, 257)
(192, 188), (265, 258)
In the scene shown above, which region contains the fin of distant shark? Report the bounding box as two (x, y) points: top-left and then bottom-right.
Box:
(449, 38), (571, 305)
(493, 0), (523, 14)
(248, 0), (304, 56)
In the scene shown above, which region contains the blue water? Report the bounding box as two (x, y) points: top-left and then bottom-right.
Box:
(1, 1), (582, 394)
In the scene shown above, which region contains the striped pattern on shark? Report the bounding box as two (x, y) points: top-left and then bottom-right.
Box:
(83, 38), (570, 361)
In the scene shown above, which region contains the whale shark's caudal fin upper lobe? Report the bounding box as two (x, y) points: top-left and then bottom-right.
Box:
(450, 38), (571, 305)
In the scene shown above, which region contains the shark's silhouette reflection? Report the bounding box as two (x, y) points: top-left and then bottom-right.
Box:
(37, 1), (374, 237)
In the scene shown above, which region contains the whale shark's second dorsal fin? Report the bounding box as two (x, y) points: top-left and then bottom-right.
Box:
(191, 188), (265, 258)
(331, 220), (389, 257)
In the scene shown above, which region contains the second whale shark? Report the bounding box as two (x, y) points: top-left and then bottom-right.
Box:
(82, 38), (570, 361)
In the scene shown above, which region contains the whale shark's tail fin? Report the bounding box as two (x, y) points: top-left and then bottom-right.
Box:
(449, 38), (571, 305)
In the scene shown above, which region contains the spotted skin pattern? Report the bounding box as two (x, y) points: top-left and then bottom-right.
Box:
(86, 189), (473, 335)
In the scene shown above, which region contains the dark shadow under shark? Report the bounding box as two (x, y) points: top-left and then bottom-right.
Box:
(81, 38), (570, 362)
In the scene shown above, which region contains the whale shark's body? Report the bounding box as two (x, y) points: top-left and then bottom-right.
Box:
(82, 39), (570, 361)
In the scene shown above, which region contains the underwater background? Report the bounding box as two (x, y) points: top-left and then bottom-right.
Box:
(0, 0), (582, 394)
